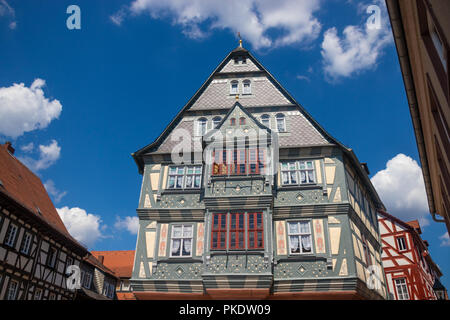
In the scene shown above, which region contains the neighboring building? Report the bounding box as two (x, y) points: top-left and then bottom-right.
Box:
(0, 142), (89, 300)
(92, 250), (136, 300)
(433, 277), (448, 300)
(386, 0), (450, 232)
(378, 210), (444, 300)
(75, 254), (118, 300)
(130, 43), (388, 299)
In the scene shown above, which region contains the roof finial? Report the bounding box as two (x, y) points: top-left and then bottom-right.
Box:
(238, 32), (242, 47)
(235, 94), (239, 101)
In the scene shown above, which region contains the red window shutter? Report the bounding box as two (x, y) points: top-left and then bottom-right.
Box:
(229, 213), (245, 250)
(247, 212), (264, 249)
(211, 213), (227, 250)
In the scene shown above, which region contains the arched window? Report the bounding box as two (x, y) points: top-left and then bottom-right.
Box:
(239, 117), (246, 125)
(276, 113), (286, 132)
(243, 80), (251, 94)
(213, 116), (222, 129)
(230, 80), (239, 95)
(230, 118), (236, 126)
(197, 118), (207, 136)
(261, 114), (270, 128)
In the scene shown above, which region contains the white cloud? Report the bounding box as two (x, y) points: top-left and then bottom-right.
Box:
(114, 216), (139, 235)
(20, 139), (61, 171)
(44, 179), (67, 203)
(20, 142), (34, 153)
(440, 233), (450, 247)
(0, 78), (62, 138)
(371, 154), (429, 226)
(321, 0), (392, 80)
(0, 1), (16, 30)
(57, 206), (104, 248)
(296, 75), (310, 82)
(113, 0), (322, 49)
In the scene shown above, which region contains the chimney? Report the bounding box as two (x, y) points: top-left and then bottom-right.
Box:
(98, 255), (105, 264)
(5, 141), (15, 155)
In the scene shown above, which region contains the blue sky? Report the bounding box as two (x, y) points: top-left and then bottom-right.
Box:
(0, 0), (448, 289)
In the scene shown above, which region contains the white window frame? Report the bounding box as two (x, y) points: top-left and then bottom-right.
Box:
(230, 81), (239, 95)
(397, 236), (407, 251)
(47, 247), (58, 268)
(34, 288), (42, 300)
(48, 292), (56, 300)
(170, 224), (193, 258)
(4, 223), (18, 247)
(287, 221), (313, 255)
(83, 272), (92, 289)
(428, 12), (447, 72)
(167, 165), (202, 190)
(281, 160), (316, 186)
(20, 232), (32, 255)
(261, 114), (270, 128)
(394, 278), (410, 300)
(6, 279), (18, 300)
(243, 80), (251, 94)
(212, 116), (222, 129)
(276, 113), (286, 132)
(197, 118), (207, 136)
(103, 281), (115, 298)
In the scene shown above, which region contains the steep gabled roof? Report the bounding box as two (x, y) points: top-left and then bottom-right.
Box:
(91, 250), (135, 278)
(0, 142), (88, 254)
(132, 44), (385, 210)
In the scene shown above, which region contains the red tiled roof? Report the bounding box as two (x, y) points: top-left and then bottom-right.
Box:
(0, 143), (84, 249)
(117, 292), (137, 300)
(91, 250), (135, 278)
(84, 253), (118, 278)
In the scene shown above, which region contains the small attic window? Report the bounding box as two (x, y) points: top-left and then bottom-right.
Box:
(230, 81), (239, 95)
(239, 117), (246, 125)
(213, 116), (222, 129)
(242, 57), (247, 64)
(234, 58), (239, 64)
(230, 118), (236, 126)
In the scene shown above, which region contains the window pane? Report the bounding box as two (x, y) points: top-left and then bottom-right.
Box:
(183, 225), (193, 238)
(182, 239), (192, 256)
(290, 171), (297, 184)
(289, 222), (299, 234)
(185, 175), (192, 188)
(171, 239), (181, 256)
(172, 226), (182, 237)
(194, 175), (201, 188)
(289, 236), (300, 253)
(299, 221), (310, 234)
(301, 235), (312, 253)
(176, 176), (183, 188)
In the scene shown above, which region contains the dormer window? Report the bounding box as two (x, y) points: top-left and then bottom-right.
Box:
(213, 116), (222, 129)
(230, 118), (236, 126)
(261, 114), (270, 128)
(230, 81), (239, 95)
(276, 113), (286, 132)
(242, 58), (247, 64)
(239, 117), (246, 125)
(197, 118), (207, 136)
(243, 80), (251, 94)
(234, 58), (239, 65)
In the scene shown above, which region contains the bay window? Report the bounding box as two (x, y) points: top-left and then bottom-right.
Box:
(170, 224), (193, 257)
(211, 212), (264, 250)
(212, 147), (266, 176)
(287, 221), (313, 254)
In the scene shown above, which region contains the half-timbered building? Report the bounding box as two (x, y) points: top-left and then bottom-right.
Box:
(378, 210), (443, 300)
(130, 42), (389, 299)
(0, 142), (89, 300)
(92, 250), (136, 300)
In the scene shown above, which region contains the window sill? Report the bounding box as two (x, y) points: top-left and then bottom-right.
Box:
(211, 175), (265, 181)
(158, 257), (203, 263)
(162, 189), (202, 195)
(210, 250), (265, 256)
(278, 184), (321, 191)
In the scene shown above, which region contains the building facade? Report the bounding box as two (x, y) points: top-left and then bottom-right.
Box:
(0, 142), (88, 300)
(130, 44), (388, 299)
(75, 254), (118, 300)
(386, 0), (450, 232)
(92, 250), (136, 300)
(378, 210), (443, 300)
